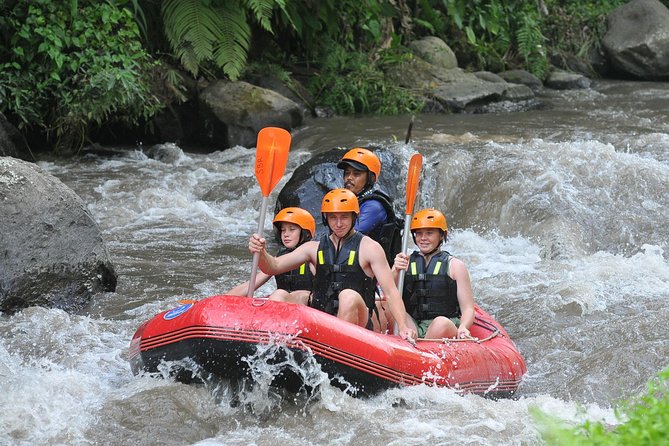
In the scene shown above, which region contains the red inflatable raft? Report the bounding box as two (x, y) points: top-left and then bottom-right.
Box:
(128, 294), (526, 398)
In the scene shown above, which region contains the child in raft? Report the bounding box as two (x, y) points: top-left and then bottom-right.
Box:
(225, 207), (315, 304)
(391, 208), (475, 339)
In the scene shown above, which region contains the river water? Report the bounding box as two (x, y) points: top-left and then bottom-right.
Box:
(1, 80), (668, 445)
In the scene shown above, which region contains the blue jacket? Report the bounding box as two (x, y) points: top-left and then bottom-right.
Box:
(355, 198), (388, 240)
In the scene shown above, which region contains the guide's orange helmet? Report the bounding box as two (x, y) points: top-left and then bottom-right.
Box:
(336, 148), (381, 181)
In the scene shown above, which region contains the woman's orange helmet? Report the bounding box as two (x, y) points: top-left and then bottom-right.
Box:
(273, 207), (315, 237)
(336, 148), (381, 180)
(321, 188), (359, 215)
(410, 208), (448, 233)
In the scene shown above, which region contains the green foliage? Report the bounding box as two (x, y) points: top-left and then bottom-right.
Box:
(534, 366), (669, 445)
(516, 8), (548, 79)
(160, 0), (284, 80)
(542, 0), (627, 66)
(0, 0), (162, 153)
(308, 42), (424, 116)
(0, 0), (653, 144)
(268, 0), (402, 63)
(433, 0), (548, 78)
(262, 1), (425, 116)
(408, 0), (628, 78)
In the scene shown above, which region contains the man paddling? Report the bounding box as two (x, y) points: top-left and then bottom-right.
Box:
(337, 147), (401, 263)
(248, 188), (416, 341)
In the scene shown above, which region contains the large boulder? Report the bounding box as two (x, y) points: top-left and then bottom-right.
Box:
(244, 73), (316, 119)
(602, 0), (669, 80)
(0, 157), (117, 313)
(387, 47), (537, 113)
(0, 114), (32, 161)
(409, 36), (458, 70)
(545, 70), (592, 90)
(497, 69), (544, 91)
(199, 80), (304, 149)
(276, 147), (405, 238)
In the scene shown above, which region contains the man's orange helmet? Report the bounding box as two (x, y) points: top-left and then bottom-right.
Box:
(336, 148), (381, 180)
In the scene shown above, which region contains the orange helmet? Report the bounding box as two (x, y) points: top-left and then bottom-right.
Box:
(411, 209), (448, 233)
(273, 207), (315, 237)
(336, 148), (381, 180)
(321, 188), (359, 215)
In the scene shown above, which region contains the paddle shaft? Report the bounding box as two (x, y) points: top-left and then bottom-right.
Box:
(247, 197), (270, 297)
(397, 152), (422, 299)
(397, 214), (412, 295)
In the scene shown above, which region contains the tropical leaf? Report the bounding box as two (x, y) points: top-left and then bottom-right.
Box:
(161, 0), (255, 80)
(516, 13), (548, 78)
(214, 3), (251, 80)
(244, 0), (279, 32)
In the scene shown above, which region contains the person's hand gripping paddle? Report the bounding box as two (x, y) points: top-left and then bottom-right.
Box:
(397, 153), (423, 297)
(247, 127), (291, 297)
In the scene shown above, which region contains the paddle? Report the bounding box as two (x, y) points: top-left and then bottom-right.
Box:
(405, 115), (414, 144)
(247, 127), (291, 297)
(397, 152), (423, 296)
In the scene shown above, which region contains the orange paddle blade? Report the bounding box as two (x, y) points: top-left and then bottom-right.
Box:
(405, 153), (423, 215)
(255, 127), (291, 197)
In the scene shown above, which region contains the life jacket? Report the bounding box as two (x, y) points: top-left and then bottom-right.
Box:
(274, 247), (314, 292)
(358, 189), (403, 266)
(311, 231), (377, 315)
(403, 250), (460, 321)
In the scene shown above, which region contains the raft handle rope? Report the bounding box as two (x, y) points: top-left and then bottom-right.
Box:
(417, 327), (499, 344)
(417, 316), (501, 344)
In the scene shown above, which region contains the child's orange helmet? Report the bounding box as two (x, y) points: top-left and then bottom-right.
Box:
(321, 188), (359, 215)
(410, 208), (448, 233)
(273, 207), (315, 237)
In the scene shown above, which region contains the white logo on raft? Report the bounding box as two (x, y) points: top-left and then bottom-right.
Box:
(163, 303), (193, 320)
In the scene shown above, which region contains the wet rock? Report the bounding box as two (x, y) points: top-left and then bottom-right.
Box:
(199, 80), (304, 149)
(498, 69), (544, 92)
(388, 54), (537, 112)
(0, 157), (117, 313)
(545, 70), (592, 90)
(603, 0), (669, 80)
(275, 147), (404, 237)
(0, 115), (32, 161)
(409, 36), (458, 70)
(144, 142), (185, 164)
(473, 71), (506, 83)
(244, 73), (316, 118)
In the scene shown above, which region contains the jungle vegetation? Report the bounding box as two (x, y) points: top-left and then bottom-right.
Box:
(535, 366), (669, 446)
(0, 0), (662, 153)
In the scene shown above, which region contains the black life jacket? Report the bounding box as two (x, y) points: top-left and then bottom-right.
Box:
(358, 189), (403, 266)
(403, 250), (460, 320)
(311, 231), (377, 315)
(274, 247), (314, 292)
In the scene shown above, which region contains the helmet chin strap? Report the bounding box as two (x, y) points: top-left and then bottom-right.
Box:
(424, 244), (442, 258)
(299, 229), (311, 245)
(329, 220), (356, 257)
(366, 172), (376, 189)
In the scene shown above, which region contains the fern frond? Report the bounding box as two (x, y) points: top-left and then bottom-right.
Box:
(162, 0), (222, 76)
(516, 14), (548, 78)
(214, 3), (251, 80)
(244, 0), (277, 33)
(177, 39), (201, 76)
(162, 0), (256, 80)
